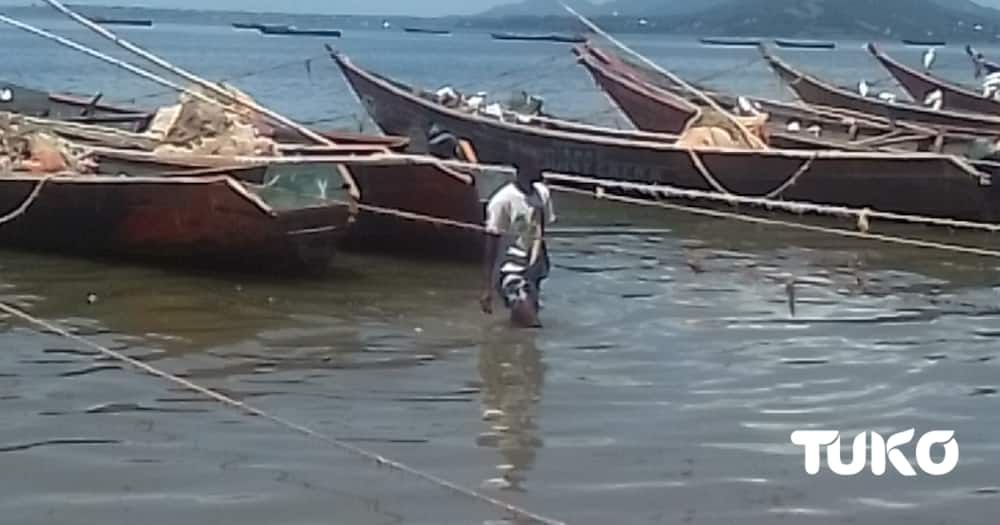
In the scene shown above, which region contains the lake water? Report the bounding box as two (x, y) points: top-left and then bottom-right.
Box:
(1, 11), (999, 525)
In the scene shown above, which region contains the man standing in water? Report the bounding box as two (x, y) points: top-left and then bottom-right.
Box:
(480, 156), (556, 328)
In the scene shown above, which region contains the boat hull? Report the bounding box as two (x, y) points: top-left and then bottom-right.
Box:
(333, 52), (1000, 222)
(0, 176), (351, 274)
(867, 43), (1000, 116)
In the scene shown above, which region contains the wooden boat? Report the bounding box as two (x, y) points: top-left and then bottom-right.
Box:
(699, 37), (762, 47)
(491, 32), (585, 44)
(331, 50), (1000, 222)
(91, 18), (153, 27)
(404, 27), (451, 35)
(232, 22), (264, 30)
(84, 149), (501, 259)
(902, 39), (946, 47)
(0, 173), (351, 273)
(574, 43), (946, 153)
(259, 25), (342, 37)
(774, 39), (836, 50)
(761, 46), (1000, 134)
(866, 42), (1000, 115)
(0, 81), (152, 131)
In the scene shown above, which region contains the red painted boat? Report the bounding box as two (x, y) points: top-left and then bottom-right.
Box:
(866, 43), (1000, 116)
(761, 46), (1000, 135)
(573, 44), (942, 152)
(330, 50), (1000, 222)
(0, 173), (352, 273)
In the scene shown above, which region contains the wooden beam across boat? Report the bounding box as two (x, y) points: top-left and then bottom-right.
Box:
(866, 42), (1000, 116)
(330, 50), (1000, 223)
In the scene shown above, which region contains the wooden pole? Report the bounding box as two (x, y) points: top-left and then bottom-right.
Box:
(558, 1), (767, 149)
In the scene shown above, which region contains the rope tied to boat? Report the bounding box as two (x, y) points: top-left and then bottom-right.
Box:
(687, 150), (819, 200)
(0, 301), (566, 525)
(0, 174), (52, 226)
(550, 183), (1000, 258)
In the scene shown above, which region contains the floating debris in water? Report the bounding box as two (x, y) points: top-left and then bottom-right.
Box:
(482, 408), (504, 421)
(492, 425), (511, 433)
(86, 293), (98, 305)
(785, 276), (797, 317)
(414, 327), (424, 333)
(481, 477), (512, 490)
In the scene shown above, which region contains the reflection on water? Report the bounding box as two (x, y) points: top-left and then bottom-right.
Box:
(477, 328), (545, 491)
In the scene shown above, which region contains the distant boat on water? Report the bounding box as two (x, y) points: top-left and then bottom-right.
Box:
(91, 17), (153, 27)
(774, 38), (836, 50)
(404, 27), (452, 35)
(490, 32), (585, 43)
(699, 36), (763, 47)
(902, 38), (947, 46)
(259, 25), (342, 37)
(232, 22), (264, 30)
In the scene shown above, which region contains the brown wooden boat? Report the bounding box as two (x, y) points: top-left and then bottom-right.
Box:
(331, 50), (1000, 222)
(0, 81), (153, 131)
(761, 46), (1000, 135)
(0, 173), (352, 273)
(866, 43), (1000, 116)
(84, 148), (505, 260)
(573, 44), (943, 152)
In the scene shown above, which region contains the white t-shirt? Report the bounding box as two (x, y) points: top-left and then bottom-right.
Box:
(485, 182), (556, 267)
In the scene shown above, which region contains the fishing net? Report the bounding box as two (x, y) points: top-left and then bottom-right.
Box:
(147, 85), (277, 157)
(0, 114), (97, 174)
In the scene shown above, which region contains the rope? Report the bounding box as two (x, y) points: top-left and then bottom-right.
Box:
(763, 154), (816, 199)
(0, 302), (566, 525)
(542, 171), (1000, 233)
(115, 53), (329, 105)
(687, 150), (733, 195)
(0, 175), (50, 226)
(548, 184), (1000, 258)
(689, 57), (764, 85)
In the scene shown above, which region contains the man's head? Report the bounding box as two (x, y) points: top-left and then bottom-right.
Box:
(513, 151), (544, 188)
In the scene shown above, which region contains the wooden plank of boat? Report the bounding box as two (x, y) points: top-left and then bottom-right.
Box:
(774, 39), (836, 50)
(866, 42), (1000, 115)
(0, 173), (351, 273)
(699, 37), (762, 47)
(491, 32), (585, 43)
(330, 50), (1000, 222)
(575, 43), (945, 152)
(761, 46), (1000, 135)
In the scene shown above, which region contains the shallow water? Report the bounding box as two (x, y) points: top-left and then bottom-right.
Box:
(2, 11), (1000, 525)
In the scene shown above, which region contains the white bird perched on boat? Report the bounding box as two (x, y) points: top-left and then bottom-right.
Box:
(923, 89), (943, 110)
(877, 91), (897, 103)
(786, 120), (802, 132)
(465, 92), (488, 111)
(922, 47), (937, 70)
(736, 95), (760, 115)
(858, 80), (871, 97)
(983, 72), (1000, 98)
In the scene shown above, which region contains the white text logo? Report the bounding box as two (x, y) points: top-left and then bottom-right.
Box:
(790, 429), (959, 476)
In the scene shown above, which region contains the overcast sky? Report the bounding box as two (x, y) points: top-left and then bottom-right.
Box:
(0, 0), (997, 17)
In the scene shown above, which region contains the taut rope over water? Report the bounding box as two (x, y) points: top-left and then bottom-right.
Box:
(0, 301), (567, 525)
